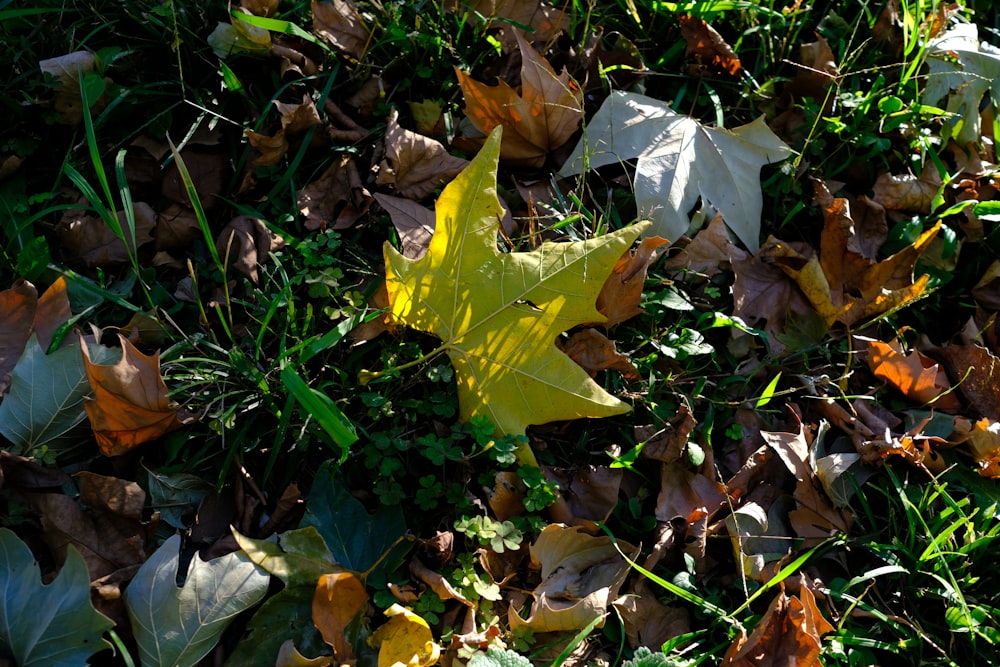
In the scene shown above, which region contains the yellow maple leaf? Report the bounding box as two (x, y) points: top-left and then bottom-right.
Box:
(375, 128), (645, 465)
(456, 29), (582, 167)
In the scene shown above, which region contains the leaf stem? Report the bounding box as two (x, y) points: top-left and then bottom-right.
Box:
(358, 343), (449, 386)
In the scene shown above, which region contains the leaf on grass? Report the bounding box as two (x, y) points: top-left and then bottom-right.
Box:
(721, 576), (834, 667)
(55, 202), (156, 268)
(276, 640), (333, 667)
(963, 418), (1000, 478)
(595, 236), (670, 327)
(456, 30), (583, 167)
(229, 527), (340, 666)
(760, 187), (940, 327)
(508, 524), (633, 633)
(679, 15), (742, 77)
(125, 533), (269, 667)
(384, 128), (643, 445)
(0, 336), (113, 455)
(313, 571), (368, 662)
(298, 154), (373, 231)
(865, 337), (961, 411)
(377, 107), (469, 200)
(559, 91), (792, 252)
(0, 527), (114, 667)
(559, 328), (639, 380)
(370, 604), (441, 667)
(146, 466), (214, 530)
(375, 193), (436, 260)
(0, 276), (72, 393)
(312, 0), (370, 59)
(872, 162), (942, 213)
(81, 334), (183, 456)
(215, 215), (285, 283)
(924, 340), (1000, 421)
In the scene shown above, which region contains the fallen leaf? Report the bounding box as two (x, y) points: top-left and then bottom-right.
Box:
(381, 128), (644, 453)
(298, 154), (373, 230)
(154, 203), (202, 252)
(312, 0), (370, 58)
(216, 215), (285, 283)
(410, 556), (472, 605)
(964, 418), (1000, 478)
(275, 93), (323, 135)
(721, 575), (834, 666)
(208, 10), (272, 58)
(559, 91), (792, 252)
(508, 524), (633, 633)
(375, 194), (436, 260)
(662, 214), (733, 277)
(377, 108), (470, 200)
(613, 579), (691, 650)
(0, 280), (40, 394)
(926, 339), (1000, 420)
(457, 29), (583, 167)
(55, 202), (156, 268)
(276, 640), (333, 667)
(872, 162), (942, 213)
(581, 30), (646, 96)
(313, 571), (368, 663)
(370, 604), (441, 667)
(679, 15), (742, 77)
(595, 236), (669, 327)
(865, 337), (961, 411)
(559, 328), (640, 380)
(246, 128), (290, 167)
(451, 0), (570, 51)
(39, 51), (109, 125)
(544, 464), (623, 527)
(81, 334), (183, 456)
(724, 501), (790, 581)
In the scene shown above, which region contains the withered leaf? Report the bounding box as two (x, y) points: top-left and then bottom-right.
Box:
(312, 0), (370, 59)
(376, 108), (469, 200)
(865, 337), (961, 412)
(81, 334), (183, 456)
(679, 15), (742, 77)
(56, 202), (156, 269)
(452, 0), (570, 51)
(873, 162), (942, 213)
(456, 29), (582, 167)
(216, 215), (285, 283)
(559, 328), (639, 380)
(595, 236), (669, 327)
(298, 154), (373, 230)
(312, 571), (368, 662)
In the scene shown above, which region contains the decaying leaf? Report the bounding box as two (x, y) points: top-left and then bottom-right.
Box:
(679, 15), (742, 77)
(381, 128), (644, 456)
(55, 202), (156, 268)
(872, 162), (942, 213)
(457, 29), (583, 167)
(449, 0), (570, 51)
(595, 236), (670, 327)
(559, 328), (639, 380)
(925, 339), (1000, 421)
(81, 334), (183, 456)
(216, 215), (285, 283)
(760, 187), (940, 327)
(370, 604), (441, 667)
(374, 194), (436, 260)
(208, 10), (272, 58)
(963, 418), (1000, 478)
(313, 571), (368, 663)
(559, 91), (792, 252)
(312, 0), (370, 59)
(865, 337), (961, 411)
(298, 154), (373, 230)
(721, 576), (834, 666)
(377, 108), (469, 199)
(39, 50), (109, 125)
(508, 524), (633, 633)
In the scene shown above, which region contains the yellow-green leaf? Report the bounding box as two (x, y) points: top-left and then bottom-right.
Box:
(383, 127), (645, 453)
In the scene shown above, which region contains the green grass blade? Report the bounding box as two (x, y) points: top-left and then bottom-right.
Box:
(280, 365), (358, 460)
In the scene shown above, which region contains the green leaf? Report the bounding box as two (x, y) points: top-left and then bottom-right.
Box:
(755, 371), (782, 409)
(467, 647), (533, 667)
(622, 647), (674, 667)
(0, 336), (118, 454)
(124, 534), (269, 667)
(226, 527), (338, 667)
(280, 365), (357, 459)
(301, 461), (409, 587)
(559, 91), (792, 252)
(384, 128), (643, 447)
(0, 527), (114, 666)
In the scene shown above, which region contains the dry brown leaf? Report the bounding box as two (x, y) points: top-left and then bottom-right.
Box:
(374, 194), (436, 260)
(581, 30), (646, 95)
(595, 236), (669, 327)
(873, 162), (942, 213)
(451, 0), (570, 51)
(866, 338), (961, 411)
(456, 29), (582, 167)
(722, 576), (834, 667)
(55, 202), (156, 268)
(662, 214), (733, 277)
(276, 640), (332, 667)
(376, 108), (469, 200)
(973, 260), (1000, 312)
(81, 334), (183, 456)
(154, 203), (202, 252)
(0, 451), (72, 490)
(161, 150), (228, 209)
(311, 0), (370, 58)
(679, 15), (742, 77)
(216, 215), (285, 283)
(544, 465), (623, 528)
(246, 129), (290, 167)
(410, 557), (472, 605)
(312, 571), (368, 663)
(298, 154), (373, 230)
(508, 524), (633, 633)
(39, 51), (109, 125)
(274, 94), (323, 135)
(963, 418), (1000, 478)
(559, 328), (639, 380)
(927, 340), (1000, 420)
(731, 249), (814, 350)
(759, 191), (939, 327)
(242, 0), (279, 17)
(486, 471), (527, 520)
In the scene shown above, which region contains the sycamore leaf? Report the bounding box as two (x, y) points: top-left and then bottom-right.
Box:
(866, 337), (961, 411)
(125, 534), (269, 667)
(81, 334), (183, 456)
(456, 29), (583, 167)
(559, 91), (792, 252)
(370, 604), (440, 667)
(453, 0), (569, 51)
(0, 528), (114, 666)
(382, 127), (644, 448)
(595, 236), (670, 327)
(965, 418), (1000, 478)
(313, 571), (368, 662)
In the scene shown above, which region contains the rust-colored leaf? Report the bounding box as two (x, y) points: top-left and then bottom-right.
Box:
(866, 338), (961, 411)
(679, 15), (742, 77)
(298, 154), (373, 230)
(722, 576), (834, 666)
(312, 571), (368, 662)
(456, 29), (582, 167)
(0, 278), (72, 395)
(596, 236), (669, 327)
(81, 334), (183, 456)
(873, 162), (942, 213)
(376, 108), (469, 200)
(559, 328), (639, 380)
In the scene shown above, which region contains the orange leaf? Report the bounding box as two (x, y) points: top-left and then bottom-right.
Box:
(679, 15), (742, 77)
(964, 418), (1000, 478)
(596, 236), (669, 327)
(81, 335), (182, 456)
(0, 278), (72, 395)
(559, 328), (639, 380)
(867, 338), (961, 411)
(312, 571), (368, 662)
(722, 576), (834, 667)
(456, 29), (582, 167)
